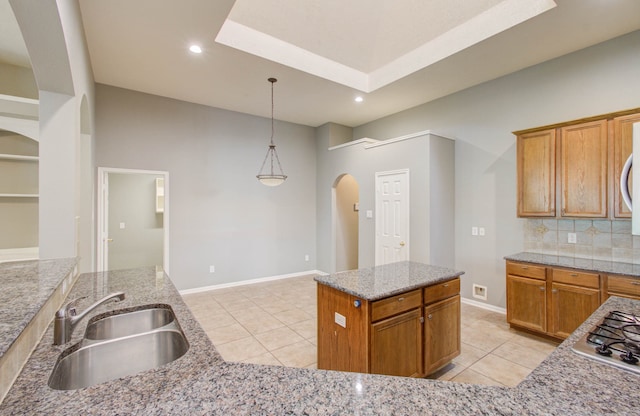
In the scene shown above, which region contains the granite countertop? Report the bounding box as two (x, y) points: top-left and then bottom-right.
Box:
(2, 266), (640, 415)
(0, 258), (77, 359)
(314, 261), (465, 300)
(505, 252), (640, 277)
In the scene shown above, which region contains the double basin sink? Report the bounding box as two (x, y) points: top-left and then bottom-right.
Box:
(48, 304), (189, 390)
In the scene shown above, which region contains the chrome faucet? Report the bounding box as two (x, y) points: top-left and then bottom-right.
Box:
(53, 292), (125, 345)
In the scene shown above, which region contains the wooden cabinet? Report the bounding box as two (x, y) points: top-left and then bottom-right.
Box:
(506, 263), (547, 333)
(515, 108), (640, 218)
(317, 278), (460, 377)
(517, 129), (556, 217)
(605, 274), (640, 300)
(559, 120), (608, 217)
(506, 261), (600, 340)
(549, 268), (600, 338)
(370, 308), (422, 377)
(612, 113), (640, 218)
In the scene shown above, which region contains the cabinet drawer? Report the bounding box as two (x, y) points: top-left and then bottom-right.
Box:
(608, 275), (640, 298)
(552, 268), (599, 289)
(506, 262), (546, 280)
(371, 289), (422, 322)
(424, 278), (460, 304)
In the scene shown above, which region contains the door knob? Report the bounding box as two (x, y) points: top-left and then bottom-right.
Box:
(106, 238), (113, 242)
(399, 241), (405, 247)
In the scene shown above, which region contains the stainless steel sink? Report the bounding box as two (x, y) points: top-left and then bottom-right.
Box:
(84, 305), (175, 340)
(48, 328), (189, 390)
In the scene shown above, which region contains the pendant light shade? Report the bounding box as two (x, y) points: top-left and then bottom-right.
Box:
(257, 77), (287, 186)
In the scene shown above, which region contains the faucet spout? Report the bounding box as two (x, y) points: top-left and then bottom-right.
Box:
(53, 292), (125, 345)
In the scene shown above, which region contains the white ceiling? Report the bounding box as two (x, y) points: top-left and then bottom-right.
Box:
(3, 0), (640, 127)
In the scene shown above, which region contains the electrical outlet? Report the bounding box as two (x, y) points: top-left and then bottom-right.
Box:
(305, 254), (309, 261)
(209, 265), (215, 273)
(568, 233), (577, 244)
(471, 227), (478, 236)
(479, 227), (485, 236)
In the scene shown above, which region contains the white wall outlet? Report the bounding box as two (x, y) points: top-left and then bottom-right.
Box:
(472, 284), (488, 301)
(209, 265), (215, 273)
(471, 226), (478, 236)
(305, 254), (309, 261)
(334, 312), (346, 328)
(119, 222), (125, 229)
(366, 210), (373, 219)
(479, 227), (485, 236)
(568, 233), (577, 244)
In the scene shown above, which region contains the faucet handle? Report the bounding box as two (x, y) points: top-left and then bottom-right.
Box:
(56, 296), (87, 318)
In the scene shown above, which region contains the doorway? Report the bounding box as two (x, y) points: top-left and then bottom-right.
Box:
(333, 174), (359, 271)
(375, 169), (410, 265)
(97, 167), (169, 273)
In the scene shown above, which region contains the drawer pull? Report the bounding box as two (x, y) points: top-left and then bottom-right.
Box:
(427, 314), (433, 320)
(552, 289), (558, 293)
(570, 273), (578, 277)
(398, 297), (405, 302)
(632, 281), (640, 286)
(539, 287), (545, 291)
(521, 266), (529, 270)
(443, 283), (449, 287)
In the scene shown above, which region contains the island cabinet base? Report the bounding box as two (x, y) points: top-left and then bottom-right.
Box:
(317, 278), (460, 377)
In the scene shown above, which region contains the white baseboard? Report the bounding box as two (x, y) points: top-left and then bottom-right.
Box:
(179, 269), (327, 295)
(461, 297), (506, 315)
(0, 247), (39, 263)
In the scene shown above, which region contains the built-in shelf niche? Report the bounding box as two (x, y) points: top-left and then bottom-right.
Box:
(155, 177), (164, 213)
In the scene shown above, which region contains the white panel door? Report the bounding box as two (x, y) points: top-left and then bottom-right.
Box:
(375, 169), (410, 265)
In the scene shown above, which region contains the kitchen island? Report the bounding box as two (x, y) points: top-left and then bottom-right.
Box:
(2, 265), (640, 415)
(314, 261), (464, 376)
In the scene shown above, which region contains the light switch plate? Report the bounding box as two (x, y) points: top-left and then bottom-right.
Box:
(366, 210), (373, 219)
(119, 222), (125, 229)
(568, 233), (577, 244)
(334, 312), (346, 328)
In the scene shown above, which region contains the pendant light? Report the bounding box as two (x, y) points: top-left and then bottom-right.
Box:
(257, 77), (287, 186)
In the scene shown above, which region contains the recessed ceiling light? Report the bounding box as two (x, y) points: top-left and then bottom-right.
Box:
(189, 45), (203, 54)
(355, 96), (364, 103)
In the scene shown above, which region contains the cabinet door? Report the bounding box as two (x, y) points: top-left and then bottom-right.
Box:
(560, 120), (608, 217)
(550, 282), (600, 339)
(424, 295), (460, 375)
(613, 113), (640, 218)
(517, 129), (556, 217)
(370, 308), (422, 377)
(506, 274), (546, 333)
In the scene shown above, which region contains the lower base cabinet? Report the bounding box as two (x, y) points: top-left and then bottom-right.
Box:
(424, 295), (460, 374)
(506, 261), (602, 340)
(317, 278), (460, 377)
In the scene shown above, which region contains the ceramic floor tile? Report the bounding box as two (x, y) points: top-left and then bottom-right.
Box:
(469, 353), (532, 387)
(214, 336), (269, 362)
(426, 362), (465, 381)
(206, 323), (251, 345)
(453, 342), (489, 368)
(242, 352), (283, 366)
(288, 319), (317, 340)
(493, 340), (553, 370)
(272, 308), (313, 326)
(450, 368), (505, 387)
(509, 332), (559, 354)
(236, 314), (286, 335)
(255, 326), (305, 351)
(197, 312), (238, 331)
(271, 340), (317, 368)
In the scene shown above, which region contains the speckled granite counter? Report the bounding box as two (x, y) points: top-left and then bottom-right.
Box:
(505, 252), (640, 277)
(314, 261), (465, 300)
(2, 266), (640, 415)
(0, 258), (77, 359)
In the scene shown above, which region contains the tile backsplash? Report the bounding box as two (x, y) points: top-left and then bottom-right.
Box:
(524, 219), (640, 264)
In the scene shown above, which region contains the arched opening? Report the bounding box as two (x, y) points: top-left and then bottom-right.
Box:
(333, 174), (359, 271)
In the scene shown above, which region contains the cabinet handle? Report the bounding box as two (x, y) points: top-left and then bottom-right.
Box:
(521, 266), (529, 270)
(420, 317), (424, 324)
(632, 282), (640, 286)
(443, 283), (449, 287)
(398, 297), (405, 302)
(539, 287), (545, 291)
(552, 289), (558, 293)
(427, 314), (433, 320)
(570, 273), (578, 277)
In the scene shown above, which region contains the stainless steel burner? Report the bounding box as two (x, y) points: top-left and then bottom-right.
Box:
(573, 311), (640, 375)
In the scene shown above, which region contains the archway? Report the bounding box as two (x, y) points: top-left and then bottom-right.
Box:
(333, 174), (359, 271)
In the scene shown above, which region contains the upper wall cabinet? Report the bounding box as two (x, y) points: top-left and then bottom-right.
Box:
(613, 113), (640, 218)
(517, 129), (556, 217)
(515, 108), (640, 219)
(560, 120), (608, 218)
